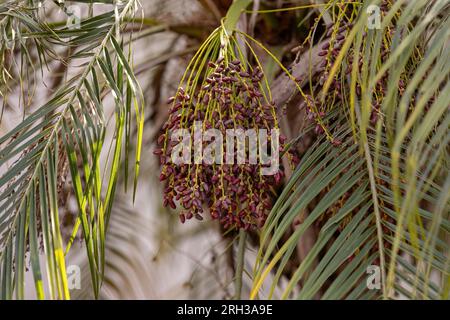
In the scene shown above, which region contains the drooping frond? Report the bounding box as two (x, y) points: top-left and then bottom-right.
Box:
(0, 0), (144, 299)
(251, 0), (449, 300)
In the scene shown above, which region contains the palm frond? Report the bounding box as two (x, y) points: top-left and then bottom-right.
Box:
(251, 0), (449, 300)
(0, 0), (144, 299)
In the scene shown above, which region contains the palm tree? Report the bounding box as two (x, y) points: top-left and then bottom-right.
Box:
(0, 0), (448, 300)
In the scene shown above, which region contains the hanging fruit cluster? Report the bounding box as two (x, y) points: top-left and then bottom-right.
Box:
(309, 0), (395, 132)
(154, 52), (297, 230)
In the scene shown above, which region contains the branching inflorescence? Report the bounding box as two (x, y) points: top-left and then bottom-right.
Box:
(154, 27), (297, 230)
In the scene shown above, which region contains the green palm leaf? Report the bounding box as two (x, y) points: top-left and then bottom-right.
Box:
(251, 0), (449, 300)
(0, 0), (143, 299)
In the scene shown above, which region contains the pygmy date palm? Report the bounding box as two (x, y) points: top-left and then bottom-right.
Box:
(0, 0), (448, 300)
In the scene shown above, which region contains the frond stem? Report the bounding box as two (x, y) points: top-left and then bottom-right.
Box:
(234, 229), (247, 300)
